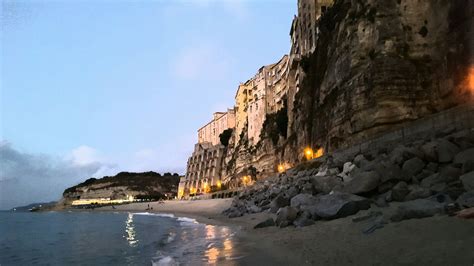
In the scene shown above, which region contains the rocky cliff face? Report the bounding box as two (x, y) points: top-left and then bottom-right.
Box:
(60, 172), (180, 205)
(288, 0), (473, 155)
(224, 0), (473, 183)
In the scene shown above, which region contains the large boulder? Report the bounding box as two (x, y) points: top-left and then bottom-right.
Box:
(343, 170), (380, 194)
(253, 218), (275, 229)
(304, 192), (371, 220)
(437, 139), (460, 163)
(392, 181), (410, 201)
(269, 194), (290, 213)
(454, 148), (474, 164)
(290, 193), (318, 209)
(390, 198), (446, 222)
(379, 163), (404, 183)
(460, 171), (474, 191)
(438, 165), (462, 182)
(405, 185), (432, 200)
(310, 175), (343, 194)
(275, 206), (298, 227)
(420, 141), (437, 162)
(402, 157), (426, 178)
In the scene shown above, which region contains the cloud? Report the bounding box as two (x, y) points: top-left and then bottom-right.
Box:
(172, 42), (231, 81)
(0, 142), (115, 210)
(69, 145), (104, 166)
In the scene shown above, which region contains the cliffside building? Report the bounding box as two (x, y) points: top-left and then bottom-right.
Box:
(235, 81), (252, 144)
(198, 109), (236, 146)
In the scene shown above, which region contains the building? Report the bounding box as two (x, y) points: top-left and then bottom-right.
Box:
(198, 109), (236, 146)
(266, 55), (289, 113)
(247, 66), (272, 145)
(179, 109), (235, 199)
(178, 142), (226, 199)
(234, 81), (252, 144)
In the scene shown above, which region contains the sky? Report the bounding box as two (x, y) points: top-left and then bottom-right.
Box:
(0, 0), (296, 209)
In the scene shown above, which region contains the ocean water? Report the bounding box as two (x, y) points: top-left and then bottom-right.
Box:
(0, 211), (245, 265)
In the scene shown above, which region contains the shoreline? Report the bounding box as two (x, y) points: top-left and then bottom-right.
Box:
(67, 198), (474, 265)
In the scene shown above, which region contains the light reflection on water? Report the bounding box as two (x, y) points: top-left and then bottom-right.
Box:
(125, 213), (138, 247)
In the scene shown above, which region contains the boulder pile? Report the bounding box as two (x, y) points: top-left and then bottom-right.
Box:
(223, 128), (474, 228)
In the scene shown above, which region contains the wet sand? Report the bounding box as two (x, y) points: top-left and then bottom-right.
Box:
(95, 199), (474, 265)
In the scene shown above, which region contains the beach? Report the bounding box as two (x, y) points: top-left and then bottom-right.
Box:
(95, 199), (474, 265)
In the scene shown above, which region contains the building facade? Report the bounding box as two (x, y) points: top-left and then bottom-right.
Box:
(178, 142), (226, 199)
(234, 81), (252, 144)
(198, 109), (236, 146)
(266, 54), (289, 113)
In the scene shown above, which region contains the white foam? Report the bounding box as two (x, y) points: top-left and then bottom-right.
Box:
(134, 212), (175, 218)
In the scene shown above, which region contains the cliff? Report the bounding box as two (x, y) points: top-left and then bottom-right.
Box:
(60, 172), (180, 206)
(223, 0), (473, 184)
(288, 0), (473, 154)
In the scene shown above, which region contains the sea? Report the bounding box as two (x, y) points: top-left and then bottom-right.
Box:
(0, 211), (249, 265)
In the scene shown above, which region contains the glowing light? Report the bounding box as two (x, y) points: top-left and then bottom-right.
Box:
(277, 163), (286, 173)
(304, 147), (314, 160)
(217, 180), (222, 189)
(468, 67), (474, 92)
(314, 147), (325, 158)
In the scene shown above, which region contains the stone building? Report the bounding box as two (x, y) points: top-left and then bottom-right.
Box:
(198, 109), (236, 146)
(266, 54), (289, 113)
(247, 66), (272, 145)
(178, 142), (225, 199)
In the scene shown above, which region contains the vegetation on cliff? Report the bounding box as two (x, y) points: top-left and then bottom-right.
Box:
(63, 171), (180, 200)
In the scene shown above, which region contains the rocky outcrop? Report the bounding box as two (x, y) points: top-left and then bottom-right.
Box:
(61, 172), (180, 206)
(224, 128), (474, 228)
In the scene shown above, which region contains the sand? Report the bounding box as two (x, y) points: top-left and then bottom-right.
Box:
(94, 199), (474, 265)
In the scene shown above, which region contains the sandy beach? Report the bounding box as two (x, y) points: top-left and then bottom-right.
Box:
(94, 199), (474, 265)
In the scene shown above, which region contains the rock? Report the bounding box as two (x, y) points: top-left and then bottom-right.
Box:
(300, 183), (315, 194)
(420, 173), (444, 189)
(426, 162), (438, 172)
(247, 204), (262, 214)
(462, 160), (474, 174)
(227, 209), (244, 218)
(438, 165), (462, 182)
(392, 181), (410, 201)
(390, 198), (446, 222)
(305, 192), (371, 220)
(456, 191), (474, 208)
(342, 162), (356, 176)
(402, 157), (426, 178)
(293, 213), (315, 227)
(430, 182), (447, 193)
(270, 195), (290, 213)
(290, 193), (318, 209)
(310, 175), (343, 194)
(454, 148), (474, 164)
(352, 211), (382, 222)
(253, 218), (275, 229)
(420, 141), (437, 162)
(405, 185), (432, 200)
(353, 154), (367, 167)
(460, 171), (474, 191)
(437, 139), (460, 163)
(379, 163), (404, 183)
(285, 186), (300, 199)
(389, 145), (421, 165)
(275, 206), (298, 227)
(343, 170), (380, 194)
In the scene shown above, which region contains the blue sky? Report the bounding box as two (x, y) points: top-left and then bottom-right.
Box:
(0, 0), (296, 208)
